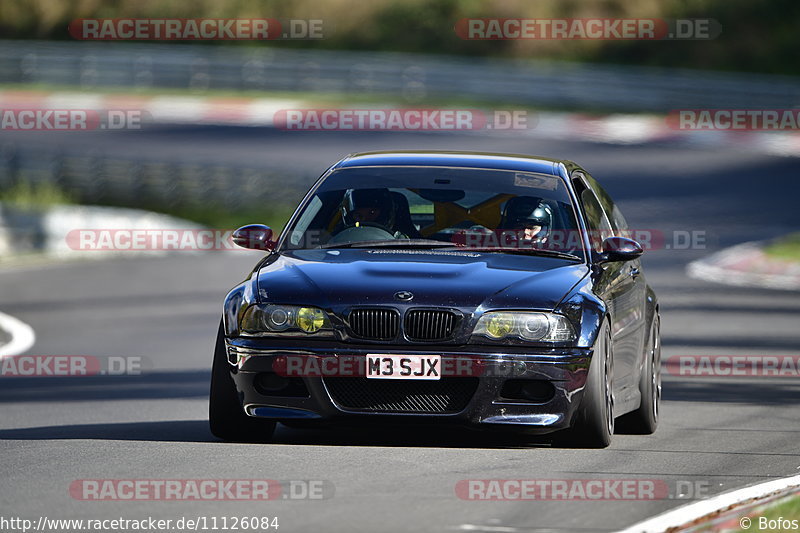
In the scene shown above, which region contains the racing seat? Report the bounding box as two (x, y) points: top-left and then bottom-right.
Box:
(390, 192), (423, 239)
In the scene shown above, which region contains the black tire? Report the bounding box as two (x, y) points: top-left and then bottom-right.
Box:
(209, 321), (276, 442)
(618, 314), (661, 434)
(556, 321), (614, 448)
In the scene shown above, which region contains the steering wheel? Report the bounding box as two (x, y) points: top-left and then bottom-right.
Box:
(328, 224), (395, 244)
(346, 220), (394, 233)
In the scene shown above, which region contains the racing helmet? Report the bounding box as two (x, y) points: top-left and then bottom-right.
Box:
(502, 196), (553, 243)
(341, 188), (396, 230)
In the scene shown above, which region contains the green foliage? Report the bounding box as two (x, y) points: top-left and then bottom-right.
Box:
(764, 233), (800, 262)
(2, 0), (797, 74)
(736, 495), (800, 532)
(0, 181), (74, 209)
(159, 204), (295, 232)
(596, 0), (800, 74)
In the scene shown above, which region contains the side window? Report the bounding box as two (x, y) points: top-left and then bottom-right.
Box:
(289, 195), (323, 245)
(579, 188), (613, 252)
(583, 172), (630, 238)
(609, 204), (630, 238)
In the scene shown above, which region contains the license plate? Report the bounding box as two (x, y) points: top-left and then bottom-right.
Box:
(366, 355), (441, 380)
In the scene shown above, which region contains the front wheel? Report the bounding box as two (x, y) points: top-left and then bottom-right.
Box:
(555, 321), (614, 448)
(209, 321), (276, 442)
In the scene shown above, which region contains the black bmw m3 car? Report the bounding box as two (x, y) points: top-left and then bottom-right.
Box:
(210, 151), (660, 448)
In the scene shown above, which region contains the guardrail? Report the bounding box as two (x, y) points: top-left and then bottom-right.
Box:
(1, 40), (798, 216)
(1, 40), (799, 112)
(0, 143), (312, 212)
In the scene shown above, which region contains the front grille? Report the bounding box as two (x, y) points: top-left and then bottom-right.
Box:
(349, 308), (400, 340)
(324, 377), (478, 413)
(405, 309), (458, 341)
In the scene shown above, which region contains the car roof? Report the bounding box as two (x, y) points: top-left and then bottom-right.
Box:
(334, 150), (570, 177)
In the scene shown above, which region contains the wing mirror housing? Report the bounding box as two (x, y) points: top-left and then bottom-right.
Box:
(232, 224), (275, 251)
(597, 236), (643, 263)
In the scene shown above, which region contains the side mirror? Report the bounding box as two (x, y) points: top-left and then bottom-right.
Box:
(597, 236), (643, 263)
(232, 224), (275, 251)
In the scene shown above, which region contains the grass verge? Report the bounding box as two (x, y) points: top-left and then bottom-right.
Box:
(0, 181), (74, 209)
(736, 493), (800, 532)
(763, 233), (800, 262)
(0, 181), (294, 232)
(161, 204), (295, 232)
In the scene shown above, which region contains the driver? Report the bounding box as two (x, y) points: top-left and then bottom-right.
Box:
(502, 197), (553, 247)
(341, 188), (398, 232)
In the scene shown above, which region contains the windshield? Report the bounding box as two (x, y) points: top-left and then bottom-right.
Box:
(280, 166), (584, 260)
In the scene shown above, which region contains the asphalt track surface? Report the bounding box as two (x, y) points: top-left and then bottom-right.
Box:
(1, 126), (800, 532)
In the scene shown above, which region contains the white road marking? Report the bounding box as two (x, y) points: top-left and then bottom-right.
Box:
(0, 311), (36, 357)
(618, 474), (800, 533)
(456, 526), (523, 533)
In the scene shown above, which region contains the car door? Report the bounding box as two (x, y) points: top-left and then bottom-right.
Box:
(587, 172), (648, 406)
(604, 196), (649, 376)
(573, 171), (643, 406)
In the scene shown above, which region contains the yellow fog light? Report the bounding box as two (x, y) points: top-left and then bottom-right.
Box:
(472, 311), (576, 344)
(297, 307), (327, 333)
(486, 314), (515, 338)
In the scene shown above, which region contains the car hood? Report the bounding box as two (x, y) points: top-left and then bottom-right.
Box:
(256, 249), (588, 312)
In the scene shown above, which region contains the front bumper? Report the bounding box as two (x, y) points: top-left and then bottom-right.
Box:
(224, 338), (592, 434)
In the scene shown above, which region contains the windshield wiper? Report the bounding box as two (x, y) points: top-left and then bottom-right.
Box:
(311, 241), (582, 260)
(319, 239), (456, 249)
(459, 247), (583, 261)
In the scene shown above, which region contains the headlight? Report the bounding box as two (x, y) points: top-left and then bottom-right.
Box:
(473, 312), (576, 343)
(297, 307), (327, 333)
(240, 304), (333, 337)
(485, 314), (515, 338)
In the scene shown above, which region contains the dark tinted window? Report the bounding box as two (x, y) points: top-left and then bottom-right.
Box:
(583, 173), (629, 236)
(578, 186), (612, 252)
(282, 166), (583, 257)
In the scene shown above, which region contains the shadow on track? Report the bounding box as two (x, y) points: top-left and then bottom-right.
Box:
(0, 369), (553, 448)
(664, 379), (800, 404)
(0, 370), (211, 403)
(0, 420), (547, 449)
(268, 424), (549, 449)
(0, 420), (215, 442)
